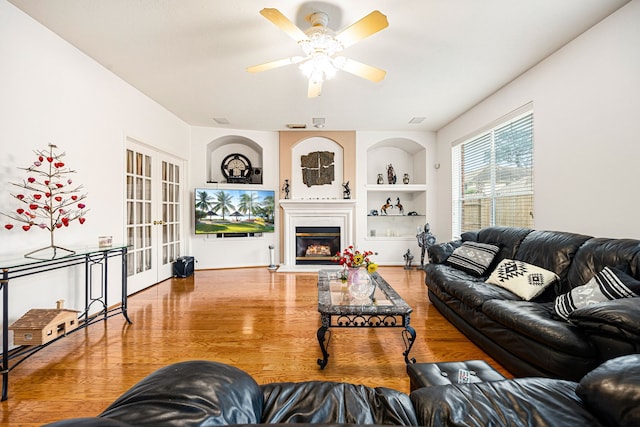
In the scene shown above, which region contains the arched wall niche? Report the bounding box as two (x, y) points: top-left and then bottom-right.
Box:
(291, 136), (344, 199)
(367, 137), (426, 185)
(206, 135), (263, 183)
(279, 131), (356, 199)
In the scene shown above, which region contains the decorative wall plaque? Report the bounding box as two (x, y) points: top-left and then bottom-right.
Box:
(301, 151), (335, 187)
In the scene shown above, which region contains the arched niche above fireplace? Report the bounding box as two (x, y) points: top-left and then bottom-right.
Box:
(206, 135), (263, 184)
(291, 137), (344, 200)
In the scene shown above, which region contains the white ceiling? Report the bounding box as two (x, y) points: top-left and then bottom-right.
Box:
(8, 0), (630, 132)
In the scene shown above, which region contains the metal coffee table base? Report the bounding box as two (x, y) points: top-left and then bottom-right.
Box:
(316, 312), (416, 369)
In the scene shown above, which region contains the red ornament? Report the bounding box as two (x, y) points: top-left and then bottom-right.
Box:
(79, 217), (86, 224)
(71, 195), (78, 200)
(16, 208), (24, 214)
(27, 177), (36, 183)
(4, 224), (13, 230)
(47, 156), (53, 162)
(29, 204), (38, 210)
(22, 225), (31, 231)
(78, 203), (86, 209)
(34, 194), (42, 200)
(55, 196), (62, 202)
(61, 217), (70, 226)
(55, 223), (63, 229)
(56, 183), (64, 188)
(16, 194), (24, 200)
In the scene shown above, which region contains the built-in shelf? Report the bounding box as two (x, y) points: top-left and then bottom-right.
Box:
(364, 139), (429, 264)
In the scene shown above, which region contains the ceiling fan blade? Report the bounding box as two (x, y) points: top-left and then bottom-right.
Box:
(260, 8), (308, 42)
(308, 80), (322, 98)
(340, 58), (386, 83)
(247, 56), (304, 73)
(334, 10), (389, 49)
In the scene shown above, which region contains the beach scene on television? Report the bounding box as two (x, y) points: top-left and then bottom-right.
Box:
(194, 188), (275, 234)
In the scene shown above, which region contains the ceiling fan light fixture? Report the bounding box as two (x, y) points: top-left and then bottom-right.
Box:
(250, 8), (388, 96)
(299, 53), (338, 83)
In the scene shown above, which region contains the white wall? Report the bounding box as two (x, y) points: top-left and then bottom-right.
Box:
(0, 1), (190, 346)
(435, 0), (640, 241)
(188, 126), (279, 269)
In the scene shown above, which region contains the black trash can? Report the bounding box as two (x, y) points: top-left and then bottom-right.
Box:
(173, 256), (195, 278)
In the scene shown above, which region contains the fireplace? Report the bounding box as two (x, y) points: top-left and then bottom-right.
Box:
(279, 199), (356, 271)
(296, 227), (340, 265)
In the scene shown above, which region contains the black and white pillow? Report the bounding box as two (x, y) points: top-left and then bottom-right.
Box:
(445, 241), (500, 276)
(486, 259), (559, 300)
(554, 266), (640, 320)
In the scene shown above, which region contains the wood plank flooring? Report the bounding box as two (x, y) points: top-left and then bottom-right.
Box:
(1, 266), (510, 426)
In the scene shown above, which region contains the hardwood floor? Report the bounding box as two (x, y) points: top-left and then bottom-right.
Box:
(1, 266), (510, 426)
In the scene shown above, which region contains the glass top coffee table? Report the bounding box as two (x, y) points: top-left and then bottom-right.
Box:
(316, 269), (416, 369)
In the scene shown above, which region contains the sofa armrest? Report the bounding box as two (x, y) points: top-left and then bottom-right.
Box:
(576, 354), (640, 427)
(569, 298), (640, 340)
(428, 240), (462, 264)
(98, 360), (263, 427)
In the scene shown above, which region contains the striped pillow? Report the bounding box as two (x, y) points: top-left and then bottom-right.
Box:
(555, 266), (640, 320)
(445, 241), (500, 276)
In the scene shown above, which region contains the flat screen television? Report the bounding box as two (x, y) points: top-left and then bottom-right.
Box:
(194, 188), (275, 235)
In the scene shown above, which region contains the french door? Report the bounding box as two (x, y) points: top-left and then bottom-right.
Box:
(125, 140), (184, 293)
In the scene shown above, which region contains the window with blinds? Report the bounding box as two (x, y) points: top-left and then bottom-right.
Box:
(452, 111), (534, 237)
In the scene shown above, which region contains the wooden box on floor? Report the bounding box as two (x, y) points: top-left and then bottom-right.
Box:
(8, 308), (80, 346)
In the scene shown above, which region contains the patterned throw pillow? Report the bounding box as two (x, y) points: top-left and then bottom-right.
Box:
(445, 241), (501, 276)
(554, 266), (640, 320)
(486, 259), (559, 300)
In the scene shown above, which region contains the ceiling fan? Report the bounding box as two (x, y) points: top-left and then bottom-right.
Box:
(247, 8), (388, 98)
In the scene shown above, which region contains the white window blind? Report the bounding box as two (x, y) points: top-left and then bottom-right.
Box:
(452, 112), (534, 237)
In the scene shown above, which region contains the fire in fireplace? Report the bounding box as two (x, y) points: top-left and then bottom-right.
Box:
(296, 226), (341, 265)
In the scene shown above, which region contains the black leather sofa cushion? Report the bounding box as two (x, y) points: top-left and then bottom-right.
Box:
(481, 300), (595, 356)
(410, 378), (603, 427)
(514, 230), (592, 286)
(428, 240), (462, 264)
(576, 354), (640, 427)
(566, 238), (640, 291)
(426, 265), (519, 309)
(476, 226), (532, 262)
(260, 381), (417, 426)
(98, 360), (263, 426)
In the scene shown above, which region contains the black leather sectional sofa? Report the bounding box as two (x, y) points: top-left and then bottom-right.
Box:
(44, 355), (640, 427)
(425, 226), (640, 380)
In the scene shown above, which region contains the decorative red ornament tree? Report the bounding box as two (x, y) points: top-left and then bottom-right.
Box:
(1, 143), (88, 259)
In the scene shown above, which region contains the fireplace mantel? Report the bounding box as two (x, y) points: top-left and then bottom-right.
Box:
(279, 199), (356, 271)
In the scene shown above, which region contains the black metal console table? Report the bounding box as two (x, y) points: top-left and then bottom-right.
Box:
(0, 245), (132, 401)
(316, 269), (416, 369)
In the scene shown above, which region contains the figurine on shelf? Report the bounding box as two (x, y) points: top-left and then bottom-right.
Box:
(377, 173), (384, 184)
(416, 223), (437, 270)
(387, 164), (397, 184)
(381, 197), (392, 215)
(395, 197), (404, 215)
(403, 173), (410, 184)
(282, 179), (290, 199)
(403, 249), (414, 270)
(342, 181), (351, 199)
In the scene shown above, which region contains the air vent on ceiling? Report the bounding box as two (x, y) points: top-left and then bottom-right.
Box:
(286, 123), (307, 129)
(213, 117), (230, 125)
(409, 117), (426, 124)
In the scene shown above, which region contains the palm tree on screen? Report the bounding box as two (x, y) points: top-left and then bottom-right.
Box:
(238, 192), (258, 220)
(212, 191), (235, 220)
